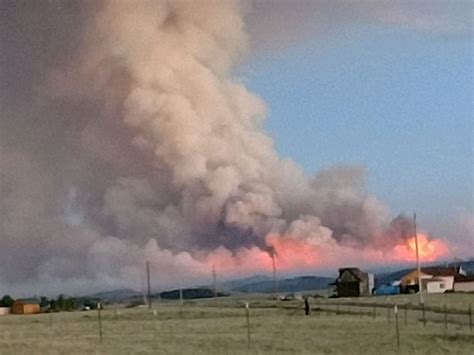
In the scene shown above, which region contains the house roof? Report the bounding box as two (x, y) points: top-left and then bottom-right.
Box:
(454, 274), (474, 282)
(337, 267), (368, 282)
(420, 266), (460, 277)
(15, 299), (40, 305)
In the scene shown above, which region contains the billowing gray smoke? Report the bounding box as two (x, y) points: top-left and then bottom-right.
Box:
(0, 0), (453, 296)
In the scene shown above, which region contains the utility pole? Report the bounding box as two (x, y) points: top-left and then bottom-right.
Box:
(271, 249), (278, 297)
(414, 213), (424, 305)
(142, 276), (147, 306)
(146, 261), (152, 310)
(212, 264), (217, 298)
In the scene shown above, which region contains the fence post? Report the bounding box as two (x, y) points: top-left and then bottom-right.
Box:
(421, 303), (426, 327)
(404, 304), (407, 325)
(387, 307), (391, 324)
(245, 303), (251, 350)
(394, 305), (400, 350)
(97, 302), (103, 344)
(469, 303), (472, 333)
(443, 304), (447, 331)
(115, 304), (119, 320)
(336, 304), (339, 316)
(373, 303), (376, 319)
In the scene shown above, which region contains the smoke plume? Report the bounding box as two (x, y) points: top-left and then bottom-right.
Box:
(0, 0), (454, 296)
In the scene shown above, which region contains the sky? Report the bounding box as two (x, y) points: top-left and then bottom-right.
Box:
(241, 2), (473, 248)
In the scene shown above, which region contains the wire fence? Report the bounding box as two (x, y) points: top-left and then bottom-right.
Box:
(309, 298), (473, 330)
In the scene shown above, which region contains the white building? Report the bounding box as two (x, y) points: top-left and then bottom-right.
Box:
(454, 275), (474, 293)
(401, 265), (466, 294)
(424, 277), (452, 294)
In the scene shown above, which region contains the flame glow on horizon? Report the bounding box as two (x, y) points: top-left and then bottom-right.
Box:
(200, 231), (451, 278)
(402, 233), (449, 262)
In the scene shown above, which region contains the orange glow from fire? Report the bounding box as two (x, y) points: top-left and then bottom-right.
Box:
(263, 232), (450, 271)
(394, 233), (449, 262)
(266, 235), (321, 269)
(201, 232), (450, 279)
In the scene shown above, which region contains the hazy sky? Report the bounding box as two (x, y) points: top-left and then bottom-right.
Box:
(242, 0), (473, 244)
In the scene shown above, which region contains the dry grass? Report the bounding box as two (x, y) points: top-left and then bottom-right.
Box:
(318, 292), (474, 311)
(0, 293), (473, 354)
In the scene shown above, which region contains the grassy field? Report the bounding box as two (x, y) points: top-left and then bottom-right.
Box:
(317, 292), (474, 311)
(0, 293), (473, 354)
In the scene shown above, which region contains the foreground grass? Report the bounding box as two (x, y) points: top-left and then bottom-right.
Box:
(0, 294), (473, 354)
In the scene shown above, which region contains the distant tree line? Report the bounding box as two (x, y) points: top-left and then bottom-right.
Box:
(0, 294), (100, 312)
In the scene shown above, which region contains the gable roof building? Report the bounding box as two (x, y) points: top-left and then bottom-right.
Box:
(400, 266), (465, 294)
(335, 267), (373, 297)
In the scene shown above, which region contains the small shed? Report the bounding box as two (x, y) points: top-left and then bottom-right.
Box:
(0, 307), (11, 316)
(335, 267), (372, 297)
(11, 301), (40, 315)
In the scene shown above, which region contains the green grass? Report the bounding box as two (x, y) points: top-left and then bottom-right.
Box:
(0, 294), (473, 354)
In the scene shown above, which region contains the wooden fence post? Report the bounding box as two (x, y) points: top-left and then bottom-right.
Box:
(443, 304), (447, 331)
(404, 304), (407, 326)
(387, 307), (391, 324)
(394, 305), (400, 350)
(469, 303), (472, 333)
(336, 304), (339, 316)
(97, 302), (103, 344)
(245, 303), (251, 350)
(421, 303), (426, 327)
(373, 303), (376, 319)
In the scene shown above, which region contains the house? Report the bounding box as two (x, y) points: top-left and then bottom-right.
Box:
(335, 267), (374, 297)
(11, 300), (40, 315)
(400, 266), (465, 294)
(453, 275), (474, 293)
(400, 270), (431, 292)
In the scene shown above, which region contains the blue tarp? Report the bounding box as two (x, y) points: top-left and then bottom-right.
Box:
(374, 285), (400, 295)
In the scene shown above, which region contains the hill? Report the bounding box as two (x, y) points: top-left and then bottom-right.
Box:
(158, 288), (227, 300)
(85, 288), (142, 303)
(235, 275), (333, 293)
(219, 275), (272, 291)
